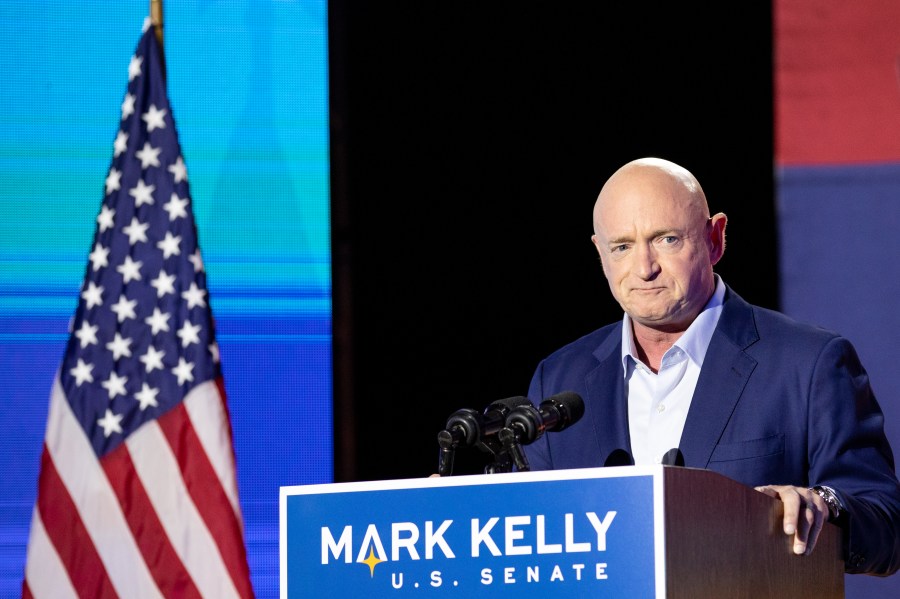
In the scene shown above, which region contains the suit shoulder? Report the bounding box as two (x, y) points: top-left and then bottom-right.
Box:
(749, 303), (843, 345)
(539, 322), (620, 368)
(723, 287), (844, 350)
(742, 303), (865, 367)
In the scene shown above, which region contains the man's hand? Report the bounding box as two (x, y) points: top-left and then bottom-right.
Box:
(755, 485), (828, 555)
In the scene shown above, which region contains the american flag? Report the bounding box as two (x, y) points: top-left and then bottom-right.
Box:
(22, 21), (254, 598)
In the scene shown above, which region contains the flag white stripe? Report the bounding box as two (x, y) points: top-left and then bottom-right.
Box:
(184, 380), (242, 516)
(127, 418), (241, 599)
(45, 378), (163, 599)
(23, 508), (79, 599)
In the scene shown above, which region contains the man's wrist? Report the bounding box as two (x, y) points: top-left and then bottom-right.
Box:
(811, 485), (842, 521)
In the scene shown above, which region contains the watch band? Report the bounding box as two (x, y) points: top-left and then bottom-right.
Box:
(812, 485), (842, 521)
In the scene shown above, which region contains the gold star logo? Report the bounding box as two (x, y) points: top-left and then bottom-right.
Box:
(361, 547), (384, 577)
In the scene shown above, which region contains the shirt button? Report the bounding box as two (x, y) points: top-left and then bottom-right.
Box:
(657, 404), (666, 413)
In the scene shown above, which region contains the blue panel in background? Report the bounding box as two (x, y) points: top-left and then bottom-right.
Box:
(778, 162), (900, 598)
(0, 2), (331, 597)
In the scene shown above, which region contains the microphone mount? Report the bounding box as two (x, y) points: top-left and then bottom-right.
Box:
(436, 397), (531, 476)
(499, 392), (585, 472)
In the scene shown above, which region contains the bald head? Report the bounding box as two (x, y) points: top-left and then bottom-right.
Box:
(590, 157), (727, 334)
(593, 158), (710, 235)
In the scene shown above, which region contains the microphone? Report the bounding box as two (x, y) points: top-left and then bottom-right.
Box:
(479, 396), (533, 445)
(437, 396), (531, 449)
(476, 396), (533, 474)
(661, 447), (684, 467)
(436, 396), (531, 476)
(504, 391), (585, 446)
(604, 448), (634, 467)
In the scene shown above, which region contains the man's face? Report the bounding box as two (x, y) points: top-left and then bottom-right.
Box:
(591, 168), (724, 333)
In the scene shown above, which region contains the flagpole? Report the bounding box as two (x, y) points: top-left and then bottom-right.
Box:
(150, 0), (167, 80)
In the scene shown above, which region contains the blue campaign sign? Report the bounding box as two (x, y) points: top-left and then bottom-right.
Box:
(280, 466), (665, 598)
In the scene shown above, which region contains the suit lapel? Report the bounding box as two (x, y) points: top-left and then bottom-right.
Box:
(678, 288), (759, 468)
(586, 323), (632, 463)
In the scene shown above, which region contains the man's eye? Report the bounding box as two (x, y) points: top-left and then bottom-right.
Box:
(611, 244), (629, 253)
(661, 236), (679, 245)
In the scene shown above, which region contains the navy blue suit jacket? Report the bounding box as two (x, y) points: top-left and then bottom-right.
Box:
(523, 287), (900, 575)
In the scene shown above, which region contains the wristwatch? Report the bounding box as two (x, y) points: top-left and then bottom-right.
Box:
(811, 486), (842, 521)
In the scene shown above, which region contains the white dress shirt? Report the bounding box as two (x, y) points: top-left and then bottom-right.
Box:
(621, 276), (726, 465)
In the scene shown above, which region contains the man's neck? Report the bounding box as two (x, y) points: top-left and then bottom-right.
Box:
(628, 279), (721, 373)
(630, 323), (684, 373)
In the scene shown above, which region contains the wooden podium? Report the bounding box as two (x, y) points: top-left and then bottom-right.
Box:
(658, 466), (843, 598)
(280, 465), (844, 598)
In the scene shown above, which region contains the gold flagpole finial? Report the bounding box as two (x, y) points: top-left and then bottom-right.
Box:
(149, 0), (166, 80)
(150, 0), (164, 47)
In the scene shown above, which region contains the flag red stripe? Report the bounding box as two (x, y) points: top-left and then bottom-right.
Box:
(21, 581), (33, 599)
(101, 443), (203, 599)
(35, 446), (119, 599)
(216, 377), (235, 443)
(215, 377), (240, 471)
(157, 402), (254, 599)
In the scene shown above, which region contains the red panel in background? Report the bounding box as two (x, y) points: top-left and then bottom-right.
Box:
(775, 0), (900, 165)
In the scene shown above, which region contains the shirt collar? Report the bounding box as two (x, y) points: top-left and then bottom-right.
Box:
(620, 275), (726, 372)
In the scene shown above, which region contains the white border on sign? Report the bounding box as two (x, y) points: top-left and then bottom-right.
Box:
(279, 464), (666, 598)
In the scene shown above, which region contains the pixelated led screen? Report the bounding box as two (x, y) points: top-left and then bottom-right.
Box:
(0, 2), (331, 596)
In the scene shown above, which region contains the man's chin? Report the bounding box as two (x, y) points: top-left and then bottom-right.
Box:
(628, 307), (691, 333)
(624, 300), (675, 323)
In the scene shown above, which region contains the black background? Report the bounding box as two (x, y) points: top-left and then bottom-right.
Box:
(328, 2), (775, 482)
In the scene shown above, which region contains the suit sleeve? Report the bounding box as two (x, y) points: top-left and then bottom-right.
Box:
(808, 336), (900, 575)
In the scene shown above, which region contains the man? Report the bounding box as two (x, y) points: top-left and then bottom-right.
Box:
(522, 157), (900, 575)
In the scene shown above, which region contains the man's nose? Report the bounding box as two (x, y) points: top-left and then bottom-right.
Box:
(633, 243), (660, 279)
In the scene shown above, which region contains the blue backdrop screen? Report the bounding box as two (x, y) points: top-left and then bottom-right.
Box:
(0, 2), (332, 597)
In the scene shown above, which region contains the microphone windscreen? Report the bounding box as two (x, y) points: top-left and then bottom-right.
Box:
(661, 447), (685, 467)
(546, 391), (585, 430)
(604, 448), (634, 467)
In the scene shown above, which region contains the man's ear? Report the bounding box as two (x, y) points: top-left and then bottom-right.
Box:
(591, 234), (610, 277)
(708, 212), (727, 265)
